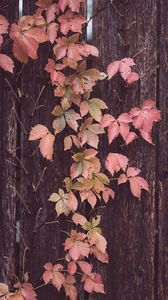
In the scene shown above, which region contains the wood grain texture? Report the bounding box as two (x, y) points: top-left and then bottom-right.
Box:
(0, 0), (18, 285)
(158, 1), (168, 299)
(19, 2), (71, 299)
(92, 1), (158, 299)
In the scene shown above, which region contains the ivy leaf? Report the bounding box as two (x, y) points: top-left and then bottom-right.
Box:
(70, 149), (100, 179)
(53, 115), (66, 134)
(58, 0), (85, 13)
(105, 153), (129, 176)
(81, 271), (105, 294)
(68, 191), (78, 211)
(10, 16), (48, 63)
(72, 213), (87, 226)
(102, 187), (115, 203)
(64, 230), (90, 261)
(49, 189), (71, 216)
(90, 246), (109, 263)
(67, 261), (77, 276)
(78, 118), (104, 149)
(130, 100), (161, 144)
(43, 263), (65, 291)
(58, 10), (86, 35)
(39, 133), (55, 160)
(118, 167), (149, 199)
(29, 125), (55, 160)
(0, 54), (14, 73)
(107, 57), (139, 83)
(0, 15), (9, 46)
(64, 275), (77, 300)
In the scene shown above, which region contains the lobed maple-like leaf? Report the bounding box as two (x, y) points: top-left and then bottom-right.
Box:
(105, 153), (129, 176)
(118, 167), (149, 199)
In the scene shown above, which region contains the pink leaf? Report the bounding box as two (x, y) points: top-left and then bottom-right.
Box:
(72, 213), (87, 226)
(0, 54), (14, 73)
(127, 71), (139, 84)
(105, 153), (129, 176)
(0, 15), (9, 34)
(39, 133), (55, 160)
(68, 191), (78, 211)
(108, 122), (120, 144)
(78, 261), (92, 275)
(107, 60), (120, 79)
(29, 124), (49, 140)
(125, 132), (137, 145)
(102, 187), (115, 203)
(127, 167), (141, 177)
(118, 174), (128, 185)
(68, 261), (77, 275)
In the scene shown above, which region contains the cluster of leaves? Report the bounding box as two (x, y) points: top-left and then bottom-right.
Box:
(0, 0), (161, 299)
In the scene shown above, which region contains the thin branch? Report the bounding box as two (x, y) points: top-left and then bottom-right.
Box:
(10, 185), (31, 215)
(32, 167), (47, 192)
(31, 85), (46, 117)
(5, 78), (21, 103)
(12, 106), (27, 134)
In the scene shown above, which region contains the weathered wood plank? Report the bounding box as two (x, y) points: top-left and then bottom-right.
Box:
(20, 2), (70, 299)
(92, 1), (158, 299)
(158, 1), (168, 299)
(0, 0), (19, 285)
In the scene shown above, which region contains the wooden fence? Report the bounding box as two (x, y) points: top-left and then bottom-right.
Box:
(0, 0), (168, 299)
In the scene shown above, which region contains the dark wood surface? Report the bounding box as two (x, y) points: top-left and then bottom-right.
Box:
(0, 1), (168, 299)
(0, 0), (19, 285)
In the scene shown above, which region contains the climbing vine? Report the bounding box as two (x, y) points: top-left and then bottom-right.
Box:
(0, 0), (161, 299)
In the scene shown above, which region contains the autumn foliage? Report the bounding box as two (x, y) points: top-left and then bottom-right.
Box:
(0, 0), (161, 299)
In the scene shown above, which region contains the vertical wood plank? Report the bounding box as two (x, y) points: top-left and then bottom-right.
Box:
(92, 1), (157, 299)
(20, 2), (70, 299)
(0, 0), (19, 284)
(158, 1), (168, 299)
